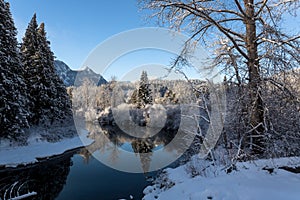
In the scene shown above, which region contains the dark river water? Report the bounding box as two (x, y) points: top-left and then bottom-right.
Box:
(0, 121), (193, 200)
(57, 153), (152, 200)
(0, 149), (150, 200)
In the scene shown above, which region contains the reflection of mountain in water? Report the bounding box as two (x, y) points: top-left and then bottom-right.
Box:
(0, 150), (76, 200)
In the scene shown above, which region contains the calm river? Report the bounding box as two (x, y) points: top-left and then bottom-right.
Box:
(0, 122), (191, 200)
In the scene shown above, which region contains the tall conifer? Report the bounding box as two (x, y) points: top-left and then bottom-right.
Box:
(0, 0), (29, 139)
(21, 15), (72, 125)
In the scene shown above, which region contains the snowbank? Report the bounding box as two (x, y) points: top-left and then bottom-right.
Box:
(143, 156), (300, 200)
(0, 129), (93, 168)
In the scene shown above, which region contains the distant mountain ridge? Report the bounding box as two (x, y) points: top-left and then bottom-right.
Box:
(54, 60), (107, 87)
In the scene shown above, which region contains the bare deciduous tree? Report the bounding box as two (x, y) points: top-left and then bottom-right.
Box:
(139, 0), (300, 154)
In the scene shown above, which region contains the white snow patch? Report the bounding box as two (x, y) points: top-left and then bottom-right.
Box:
(144, 157), (300, 200)
(0, 129), (93, 168)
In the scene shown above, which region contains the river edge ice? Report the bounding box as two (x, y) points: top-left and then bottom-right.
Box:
(0, 129), (93, 168)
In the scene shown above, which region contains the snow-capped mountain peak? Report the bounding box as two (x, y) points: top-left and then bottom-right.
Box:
(54, 60), (107, 87)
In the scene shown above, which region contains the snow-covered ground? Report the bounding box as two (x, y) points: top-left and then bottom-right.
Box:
(143, 156), (300, 200)
(0, 129), (93, 168)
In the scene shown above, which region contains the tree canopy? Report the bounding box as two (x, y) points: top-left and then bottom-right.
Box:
(140, 0), (300, 154)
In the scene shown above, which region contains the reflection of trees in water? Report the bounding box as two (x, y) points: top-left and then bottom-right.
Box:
(109, 144), (121, 164)
(86, 122), (180, 152)
(100, 124), (180, 150)
(83, 115), (193, 173)
(131, 139), (154, 173)
(0, 151), (75, 200)
(84, 123), (116, 152)
(79, 148), (92, 164)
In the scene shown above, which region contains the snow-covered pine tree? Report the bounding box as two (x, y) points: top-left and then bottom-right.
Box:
(129, 89), (138, 105)
(0, 0), (29, 139)
(21, 14), (72, 125)
(37, 23), (72, 123)
(137, 71), (153, 108)
(20, 14), (40, 124)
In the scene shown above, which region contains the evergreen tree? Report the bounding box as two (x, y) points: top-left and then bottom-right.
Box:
(37, 23), (72, 123)
(20, 14), (40, 124)
(137, 71), (153, 108)
(129, 89), (138, 105)
(0, 0), (29, 139)
(21, 15), (72, 125)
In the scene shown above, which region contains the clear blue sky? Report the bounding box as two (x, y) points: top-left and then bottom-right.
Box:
(8, 0), (203, 81)
(7, 0), (299, 81)
(9, 0), (147, 70)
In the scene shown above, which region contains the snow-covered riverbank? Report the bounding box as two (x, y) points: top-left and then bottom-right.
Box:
(143, 156), (300, 200)
(0, 129), (93, 168)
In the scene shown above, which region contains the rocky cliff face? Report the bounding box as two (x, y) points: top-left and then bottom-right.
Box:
(54, 60), (107, 87)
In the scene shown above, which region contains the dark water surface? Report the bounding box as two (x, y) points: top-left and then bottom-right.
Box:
(56, 153), (151, 200)
(0, 122), (191, 200)
(0, 149), (151, 200)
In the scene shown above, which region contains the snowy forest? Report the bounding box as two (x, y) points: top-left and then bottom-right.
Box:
(138, 0), (300, 199)
(1, 0), (299, 158)
(136, 0), (300, 159)
(1, 0), (300, 199)
(0, 1), (72, 142)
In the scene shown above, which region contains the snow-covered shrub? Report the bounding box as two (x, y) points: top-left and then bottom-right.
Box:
(84, 108), (99, 122)
(112, 104), (138, 126)
(221, 76), (300, 161)
(162, 105), (181, 131)
(184, 156), (218, 178)
(98, 107), (114, 125)
(147, 104), (167, 128)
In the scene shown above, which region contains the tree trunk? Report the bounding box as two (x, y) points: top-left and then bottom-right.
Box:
(244, 0), (265, 155)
